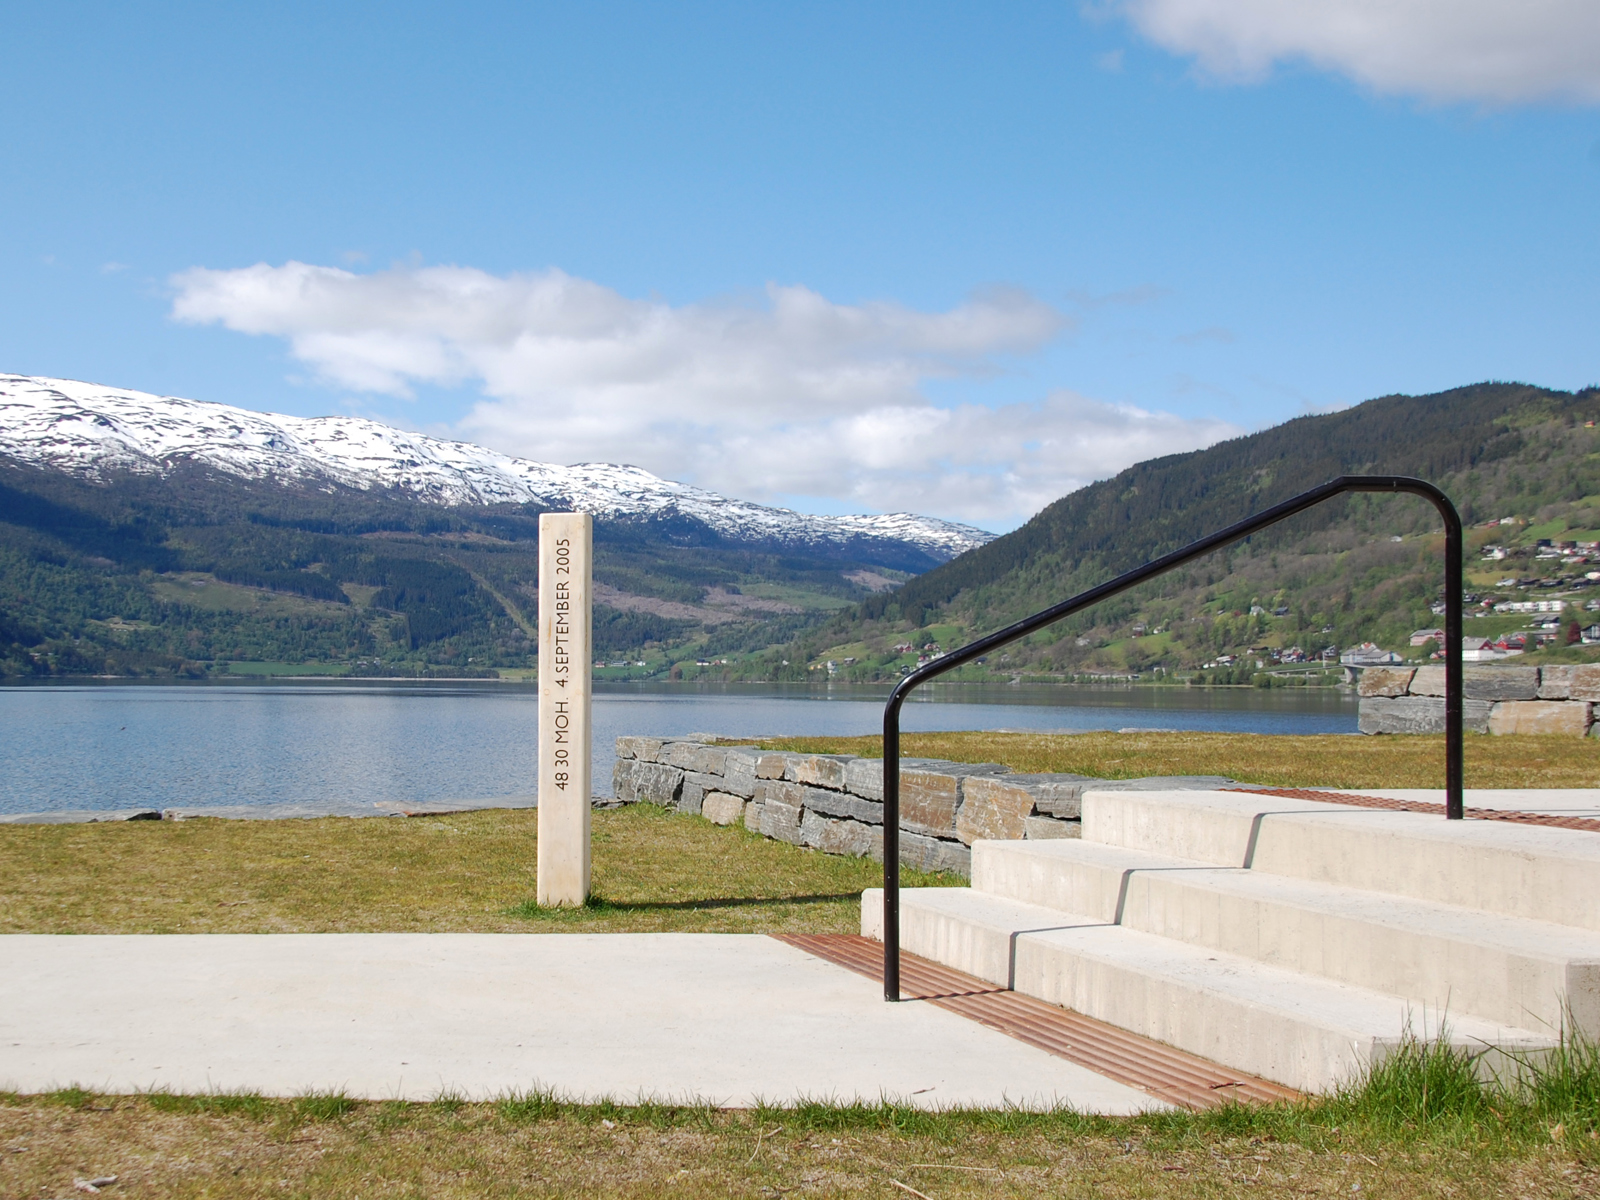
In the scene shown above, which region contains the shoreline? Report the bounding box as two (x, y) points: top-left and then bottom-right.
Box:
(0, 796), (543, 826)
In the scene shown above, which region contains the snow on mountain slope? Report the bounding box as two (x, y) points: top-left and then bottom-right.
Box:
(0, 375), (993, 560)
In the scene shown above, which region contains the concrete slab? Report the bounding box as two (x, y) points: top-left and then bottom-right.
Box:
(0, 933), (1156, 1113)
(1325, 789), (1600, 819)
(1083, 789), (1600, 928)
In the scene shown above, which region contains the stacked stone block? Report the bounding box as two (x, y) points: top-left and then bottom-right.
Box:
(1357, 664), (1599, 736)
(613, 736), (1238, 877)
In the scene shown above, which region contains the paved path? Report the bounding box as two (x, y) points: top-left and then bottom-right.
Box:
(0, 933), (1156, 1113)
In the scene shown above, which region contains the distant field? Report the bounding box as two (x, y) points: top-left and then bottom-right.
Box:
(755, 730), (1600, 791)
(216, 661), (351, 676)
(148, 573), (348, 617)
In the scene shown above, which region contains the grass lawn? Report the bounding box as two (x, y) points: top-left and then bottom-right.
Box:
(0, 804), (957, 936)
(2, 1077), (1594, 1199)
(754, 730), (1600, 790)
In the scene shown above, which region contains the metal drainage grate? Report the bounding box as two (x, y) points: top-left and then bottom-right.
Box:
(776, 933), (1300, 1110)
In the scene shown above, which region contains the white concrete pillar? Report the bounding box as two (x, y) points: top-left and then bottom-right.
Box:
(537, 512), (592, 907)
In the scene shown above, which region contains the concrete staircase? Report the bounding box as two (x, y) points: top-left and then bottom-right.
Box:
(863, 788), (1600, 1092)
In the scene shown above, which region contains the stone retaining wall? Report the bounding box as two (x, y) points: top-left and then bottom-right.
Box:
(1358, 664), (1599, 736)
(612, 736), (1236, 877)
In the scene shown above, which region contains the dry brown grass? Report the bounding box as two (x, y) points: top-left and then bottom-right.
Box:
(754, 731), (1600, 790)
(1, 1092), (1589, 1200)
(0, 804), (955, 936)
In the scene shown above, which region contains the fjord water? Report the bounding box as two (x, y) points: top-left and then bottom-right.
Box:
(0, 681), (1356, 817)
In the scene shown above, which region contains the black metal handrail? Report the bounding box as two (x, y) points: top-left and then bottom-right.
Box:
(880, 476), (1463, 1001)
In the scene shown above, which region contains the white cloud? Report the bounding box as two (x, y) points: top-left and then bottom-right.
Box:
(171, 261), (1238, 525)
(1106, 0), (1600, 104)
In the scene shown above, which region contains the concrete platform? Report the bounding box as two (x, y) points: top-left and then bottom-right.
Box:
(0, 933), (1157, 1113)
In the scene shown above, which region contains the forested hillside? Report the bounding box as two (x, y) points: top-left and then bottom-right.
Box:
(0, 460), (920, 678)
(784, 383), (1600, 682)
(8, 381), (1600, 682)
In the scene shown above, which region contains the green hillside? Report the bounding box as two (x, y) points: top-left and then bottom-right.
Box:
(8, 381), (1600, 683)
(0, 461), (923, 679)
(787, 382), (1600, 682)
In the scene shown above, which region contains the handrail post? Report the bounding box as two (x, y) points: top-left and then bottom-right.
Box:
(882, 692), (904, 1001)
(881, 475), (1464, 1000)
(1443, 500), (1465, 820)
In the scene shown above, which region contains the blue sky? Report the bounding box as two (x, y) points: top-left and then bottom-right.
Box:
(3, 1), (1598, 529)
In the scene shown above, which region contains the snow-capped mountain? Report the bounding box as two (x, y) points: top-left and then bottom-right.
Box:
(0, 375), (993, 560)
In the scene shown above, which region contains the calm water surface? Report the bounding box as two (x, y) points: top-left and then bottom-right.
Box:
(0, 680), (1356, 816)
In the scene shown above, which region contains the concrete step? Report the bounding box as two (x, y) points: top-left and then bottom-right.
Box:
(1080, 789), (1600, 931)
(862, 886), (1555, 1094)
(971, 838), (1600, 1034)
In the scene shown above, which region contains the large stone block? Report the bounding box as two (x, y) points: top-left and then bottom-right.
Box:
(1358, 696), (1493, 735)
(613, 736), (662, 762)
(898, 830), (972, 877)
(611, 758), (637, 802)
(1023, 815), (1082, 840)
(900, 767), (961, 836)
(900, 761), (1010, 837)
(1572, 665), (1600, 702)
(630, 761), (685, 805)
(754, 779), (808, 808)
(992, 774), (1097, 819)
(718, 748), (760, 798)
(701, 792), (747, 826)
(800, 786), (884, 825)
(743, 800), (764, 832)
(1489, 700), (1593, 737)
(1539, 666), (1574, 700)
(1358, 666), (1416, 697)
(758, 798), (803, 844)
(843, 758), (884, 801)
(1408, 665), (1445, 696)
(678, 771), (723, 815)
(955, 776), (1036, 844)
(1467, 666), (1541, 701)
(755, 752), (799, 779)
(799, 812), (879, 858)
(1410, 665), (1539, 701)
(665, 743), (726, 774)
(786, 754), (852, 790)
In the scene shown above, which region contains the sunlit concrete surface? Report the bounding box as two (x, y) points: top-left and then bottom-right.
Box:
(1327, 788), (1600, 819)
(0, 933), (1157, 1113)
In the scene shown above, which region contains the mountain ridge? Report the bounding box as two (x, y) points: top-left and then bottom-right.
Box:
(0, 374), (992, 561)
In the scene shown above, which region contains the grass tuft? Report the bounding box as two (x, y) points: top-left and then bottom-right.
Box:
(1522, 1026), (1600, 1132)
(495, 1088), (564, 1124)
(291, 1091), (357, 1122)
(142, 1088), (271, 1119)
(430, 1089), (468, 1114)
(1332, 1026), (1492, 1133)
(42, 1086), (95, 1110)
